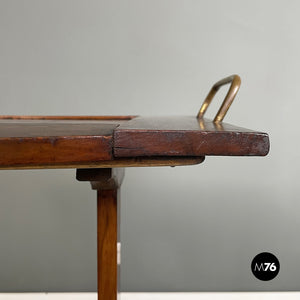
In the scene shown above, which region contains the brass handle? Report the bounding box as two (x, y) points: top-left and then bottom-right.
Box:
(197, 74), (241, 123)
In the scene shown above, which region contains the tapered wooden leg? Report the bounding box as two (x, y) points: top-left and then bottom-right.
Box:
(77, 168), (124, 300)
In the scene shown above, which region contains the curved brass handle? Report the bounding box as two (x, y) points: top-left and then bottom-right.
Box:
(197, 74), (241, 123)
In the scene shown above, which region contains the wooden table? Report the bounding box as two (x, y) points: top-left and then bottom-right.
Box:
(0, 76), (269, 299)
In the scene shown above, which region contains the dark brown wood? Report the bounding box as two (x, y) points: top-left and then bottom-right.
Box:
(0, 115), (136, 120)
(77, 168), (123, 300)
(97, 189), (118, 300)
(77, 168), (124, 190)
(0, 115), (269, 169)
(0, 120), (117, 137)
(114, 116), (269, 157)
(0, 121), (116, 168)
(0, 156), (205, 170)
(0, 136), (113, 167)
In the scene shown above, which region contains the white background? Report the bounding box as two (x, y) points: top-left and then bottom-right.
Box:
(1, 293), (300, 300)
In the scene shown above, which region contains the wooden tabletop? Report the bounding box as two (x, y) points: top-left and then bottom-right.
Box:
(0, 116), (269, 169)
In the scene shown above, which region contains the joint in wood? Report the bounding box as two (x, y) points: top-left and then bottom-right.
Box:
(76, 168), (125, 190)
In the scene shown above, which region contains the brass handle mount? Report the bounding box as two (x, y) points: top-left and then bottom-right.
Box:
(197, 74), (241, 123)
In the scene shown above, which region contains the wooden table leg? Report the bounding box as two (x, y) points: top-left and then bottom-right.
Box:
(77, 168), (124, 300)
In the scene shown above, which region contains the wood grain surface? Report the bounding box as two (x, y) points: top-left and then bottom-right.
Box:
(97, 189), (118, 300)
(0, 116), (269, 169)
(114, 116), (269, 157)
(0, 121), (117, 168)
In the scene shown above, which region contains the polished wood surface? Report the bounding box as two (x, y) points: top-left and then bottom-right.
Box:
(0, 120), (117, 137)
(0, 115), (269, 169)
(0, 121), (116, 168)
(114, 116), (269, 157)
